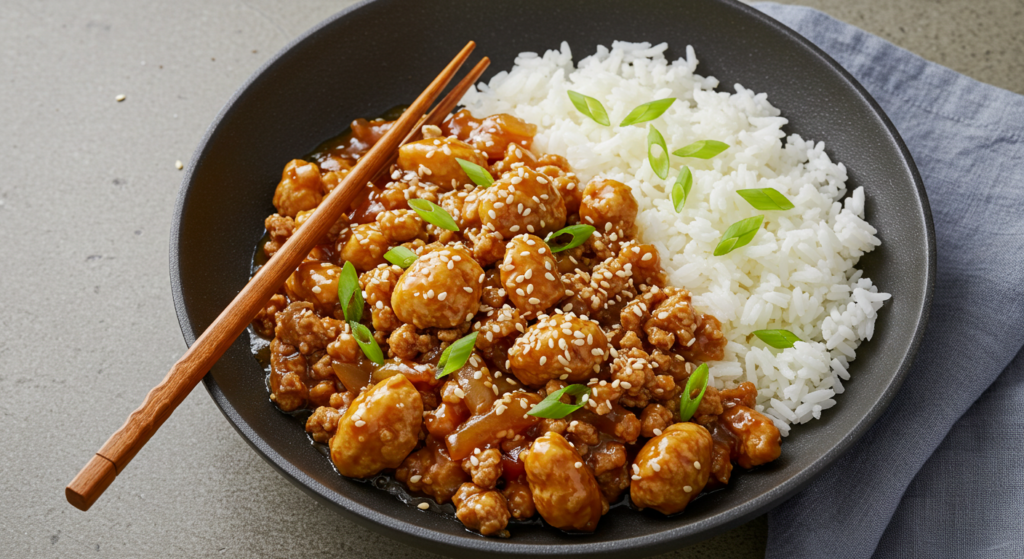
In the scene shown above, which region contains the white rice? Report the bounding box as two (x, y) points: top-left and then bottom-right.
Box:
(463, 41), (890, 436)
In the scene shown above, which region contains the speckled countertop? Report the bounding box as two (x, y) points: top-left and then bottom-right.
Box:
(1, 0), (1019, 557)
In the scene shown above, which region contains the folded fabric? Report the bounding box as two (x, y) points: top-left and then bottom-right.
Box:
(752, 4), (1024, 558)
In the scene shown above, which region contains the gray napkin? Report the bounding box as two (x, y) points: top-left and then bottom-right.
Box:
(752, 4), (1024, 558)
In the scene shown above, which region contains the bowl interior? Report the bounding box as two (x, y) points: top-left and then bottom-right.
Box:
(170, 0), (933, 556)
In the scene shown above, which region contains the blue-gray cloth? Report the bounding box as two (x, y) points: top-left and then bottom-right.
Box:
(752, 4), (1024, 558)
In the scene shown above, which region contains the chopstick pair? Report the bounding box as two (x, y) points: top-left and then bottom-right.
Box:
(66, 42), (489, 512)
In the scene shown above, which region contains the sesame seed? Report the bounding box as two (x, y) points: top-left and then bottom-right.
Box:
(470, 455), (479, 466)
(354, 420), (366, 427)
(454, 388), (466, 399)
(574, 462), (582, 468)
(559, 374), (568, 380)
(631, 475), (642, 481)
(115, 94), (126, 102)
(175, 160), (184, 170)
(417, 502), (430, 510)
(686, 338), (696, 347)
(694, 461), (701, 470)
(652, 463), (661, 472)
(684, 486), (692, 493)
(410, 475), (422, 483)
(621, 381), (633, 389)
(653, 428), (663, 436)
(438, 292), (448, 301)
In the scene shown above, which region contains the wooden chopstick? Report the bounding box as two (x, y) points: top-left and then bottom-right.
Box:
(373, 56), (490, 181)
(65, 41), (479, 512)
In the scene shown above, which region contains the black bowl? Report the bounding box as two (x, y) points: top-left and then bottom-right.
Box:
(170, 0), (934, 556)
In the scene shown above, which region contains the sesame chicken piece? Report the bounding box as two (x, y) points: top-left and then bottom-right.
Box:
(424, 401), (470, 439)
(565, 419), (599, 455)
(285, 261), (342, 317)
(508, 313), (610, 387)
(329, 390), (355, 411)
(620, 288), (668, 333)
(461, 448), (503, 489)
(305, 405), (341, 443)
(376, 209), (425, 243)
(692, 385), (724, 426)
(720, 381), (759, 409)
(440, 188), (481, 231)
(340, 223), (391, 272)
(396, 436), (469, 504)
(463, 113), (537, 160)
(562, 242), (664, 317)
(390, 244), (484, 329)
(252, 293), (286, 338)
(574, 405), (642, 444)
(587, 382), (623, 415)
(500, 234), (563, 318)
(307, 377), (339, 409)
(680, 313), (727, 362)
(294, 207), (350, 245)
(630, 422), (713, 515)
(537, 163), (583, 215)
(397, 137), (487, 191)
(478, 166), (566, 239)
(263, 214), (295, 258)
(643, 286), (698, 351)
(707, 435), (734, 489)
(319, 168), (350, 193)
(640, 403), (674, 438)
(649, 349), (691, 384)
(464, 226), (507, 268)
(719, 405), (782, 469)
(479, 267), (508, 309)
(273, 159), (324, 217)
(359, 264), (404, 333)
(586, 441), (630, 502)
(386, 323), (438, 361)
(523, 432), (603, 532)
(269, 338), (309, 412)
(501, 477), (536, 520)
(579, 177), (638, 240)
(453, 483), (511, 537)
(329, 374), (423, 478)
(274, 301), (335, 354)
(490, 140), (540, 177)
(535, 418), (568, 437)
(611, 346), (655, 407)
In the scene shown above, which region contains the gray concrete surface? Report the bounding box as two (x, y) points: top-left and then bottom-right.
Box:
(1, 0), (1020, 557)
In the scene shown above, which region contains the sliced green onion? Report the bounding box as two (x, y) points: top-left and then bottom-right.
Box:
(619, 98), (676, 127)
(736, 188), (794, 211)
(456, 158), (493, 188)
(337, 261), (363, 323)
(350, 321), (383, 365)
(567, 90), (610, 126)
(753, 329), (802, 349)
(671, 166), (692, 213)
(679, 363), (710, 422)
(647, 125), (669, 179)
(384, 246), (418, 268)
(544, 224), (596, 253)
(436, 332), (479, 379)
(409, 198), (459, 232)
(673, 140), (730, 159)
(713, 215), (764, 256)
(527, 384), (591, 419)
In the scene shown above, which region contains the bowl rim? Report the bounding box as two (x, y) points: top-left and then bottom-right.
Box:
(169, 0), (935, 555)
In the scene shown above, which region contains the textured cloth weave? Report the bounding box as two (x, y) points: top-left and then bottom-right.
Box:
(752, 4), (1024, 558)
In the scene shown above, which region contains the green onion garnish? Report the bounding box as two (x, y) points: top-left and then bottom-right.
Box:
(713, 215), (764, 256)
(673, 140), (730, 159)
(455, 158), (494, 188)
(619, 98), (676, 127)
(527, 384), (592, 419)
(736, 188), (794, 211)
(753, 329), (801, 349)
(567, 90), (610, 126)
(409, 198), (459, 232)
(436, 332), (479, 379)
(671, 166), (692, 213)
(647, 125), (670, 180)
(544, 224), (596, 253)
(337, 261), (363, 323)
(679, 363), (710, 422)
(384, 246), (418, 268)
(350, 321), (384, 365)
